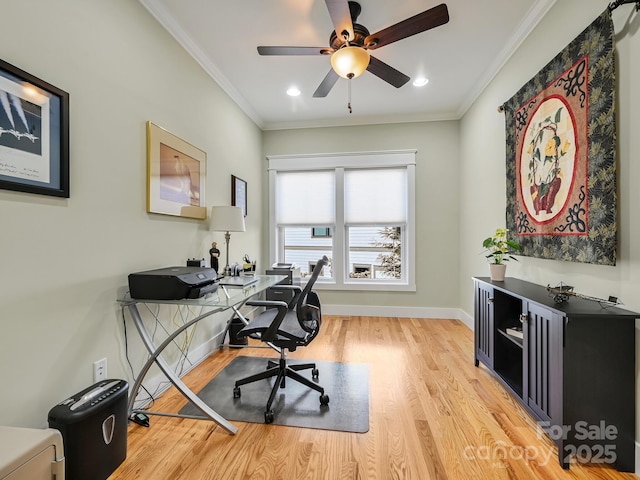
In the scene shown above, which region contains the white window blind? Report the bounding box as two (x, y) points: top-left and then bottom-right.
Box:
(275, 171), (335, 224)
(345, 168), (407, 224)
(268, 150), (416, 291)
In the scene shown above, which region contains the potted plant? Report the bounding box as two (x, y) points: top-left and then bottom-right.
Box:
(482, 228), (521, 281)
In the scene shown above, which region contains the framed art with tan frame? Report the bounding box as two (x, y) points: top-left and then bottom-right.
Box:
(147, 121), (206, 220)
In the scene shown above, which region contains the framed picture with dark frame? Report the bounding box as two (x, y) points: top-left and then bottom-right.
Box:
(232, 174), (247, 216)
(0, 59), (69, 198)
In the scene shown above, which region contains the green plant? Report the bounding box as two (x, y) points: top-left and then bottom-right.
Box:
(482, 228), (521, 264)
(374, 226), (401, 279)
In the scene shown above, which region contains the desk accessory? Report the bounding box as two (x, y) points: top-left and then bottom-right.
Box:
(187, 258), (206, 267)
(209, 206), (245, 276)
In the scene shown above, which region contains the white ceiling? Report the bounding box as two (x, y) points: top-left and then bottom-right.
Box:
(140, 0), (555, 130)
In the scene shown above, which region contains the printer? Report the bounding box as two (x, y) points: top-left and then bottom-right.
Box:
(128, 266), (218, 300)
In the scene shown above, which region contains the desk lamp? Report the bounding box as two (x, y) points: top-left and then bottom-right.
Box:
(209, 206), (245, 277)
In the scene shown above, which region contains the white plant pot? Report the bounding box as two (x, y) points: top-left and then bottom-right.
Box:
(489, 263), (507, 281)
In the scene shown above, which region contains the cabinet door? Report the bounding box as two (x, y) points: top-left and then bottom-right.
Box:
(474, 281), (494, 368)
(524, 303), (562, 425)
(3, 445), (58, 480)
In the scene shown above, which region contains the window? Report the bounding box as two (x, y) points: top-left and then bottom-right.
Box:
(351, 264), (372, 278)
(311, 227), (332, 238)
(281, 227), (333, 278)
(268, 151), (416, 291)
(309, 260), (325, 276)
(348, 226), (401, 279)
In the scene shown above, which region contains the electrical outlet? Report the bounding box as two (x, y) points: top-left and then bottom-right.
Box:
(93, 358), (107, 382)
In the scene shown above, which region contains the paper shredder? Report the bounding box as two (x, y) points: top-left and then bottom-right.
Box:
(48, 379), (128, 480)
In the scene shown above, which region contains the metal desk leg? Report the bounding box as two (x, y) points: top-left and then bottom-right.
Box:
(126, 303), (238, 434)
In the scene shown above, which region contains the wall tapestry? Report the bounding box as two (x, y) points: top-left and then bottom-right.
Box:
(502, 9), (616, 265)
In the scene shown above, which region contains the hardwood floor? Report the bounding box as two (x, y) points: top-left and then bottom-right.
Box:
(109, 316), (638, 480)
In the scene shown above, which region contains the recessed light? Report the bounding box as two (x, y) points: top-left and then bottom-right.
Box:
(413, 77), (429, 87)
(286, 86), (301, 97)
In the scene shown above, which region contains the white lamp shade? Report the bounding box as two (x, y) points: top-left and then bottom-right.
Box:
(331, 46), (370, 79)
(209, 206), (246, 232)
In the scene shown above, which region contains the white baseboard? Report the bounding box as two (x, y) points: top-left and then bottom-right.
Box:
(458, 309), (474, 330)
(323, 304), (474, 330)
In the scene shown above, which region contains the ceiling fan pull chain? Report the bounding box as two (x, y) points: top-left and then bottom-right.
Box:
(348, 75), (353, 114)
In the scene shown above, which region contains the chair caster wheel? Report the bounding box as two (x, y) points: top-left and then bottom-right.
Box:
(264, 410), (275, 424)
(320, 394), (330, 406)
(312, 368), (319, 378)
(233, 386), (241, 398)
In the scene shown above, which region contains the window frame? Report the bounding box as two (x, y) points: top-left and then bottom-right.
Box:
(268, 150), (416, 292)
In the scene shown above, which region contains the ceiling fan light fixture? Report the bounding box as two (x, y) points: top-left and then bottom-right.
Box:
(413, 77), (429, 87)
(286, 86), (301, 96)
(330, 46), (370, 79)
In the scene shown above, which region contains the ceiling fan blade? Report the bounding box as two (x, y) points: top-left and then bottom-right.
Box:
(313, 69), (340, 97)
(365, 3), (449, 50)
(258, 46), (333, 56)
(366, 56), (410, 88)
(325, 0), (354, 41)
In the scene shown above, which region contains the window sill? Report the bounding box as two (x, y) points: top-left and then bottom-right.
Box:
(312, 280), (416, 292)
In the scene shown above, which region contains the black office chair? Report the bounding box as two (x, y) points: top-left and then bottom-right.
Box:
(233, 256), (330, 423)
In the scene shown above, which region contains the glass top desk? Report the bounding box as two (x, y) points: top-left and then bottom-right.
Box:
(118, 274), (286, 434)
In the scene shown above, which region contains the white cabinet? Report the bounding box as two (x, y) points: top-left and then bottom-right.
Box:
(0, 427), (64, 480)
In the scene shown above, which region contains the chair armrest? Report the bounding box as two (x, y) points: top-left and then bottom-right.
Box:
(246, 300), (290, 342)
(241, 300), (289, 343)
(269, 285), (302, 293)
(245, 300), (288, 309)
(268, 284), (303, 308)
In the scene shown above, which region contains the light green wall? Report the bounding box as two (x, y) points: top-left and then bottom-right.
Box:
(459, 0), (640, 443)
(262, 121), (460, 309)
(0, 0), (264, 427)
(459, 0), (640, 316)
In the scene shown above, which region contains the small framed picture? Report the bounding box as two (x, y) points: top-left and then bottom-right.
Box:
(232, 175), (247, 216)
(146, 121), (206, 219)
(0, 58), (69, 197)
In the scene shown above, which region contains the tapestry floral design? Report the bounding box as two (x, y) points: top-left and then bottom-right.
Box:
(503, 9), (616, 265)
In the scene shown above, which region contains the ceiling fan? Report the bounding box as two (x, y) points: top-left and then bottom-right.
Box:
(257, 0), (450, 102)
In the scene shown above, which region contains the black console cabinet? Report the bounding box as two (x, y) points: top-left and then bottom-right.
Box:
(473, 277), (637, 472)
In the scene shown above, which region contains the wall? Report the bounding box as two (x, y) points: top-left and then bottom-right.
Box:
(263, 121), (461, 312)
(459, 0), (640, 443)
(0, 0), (263, 427)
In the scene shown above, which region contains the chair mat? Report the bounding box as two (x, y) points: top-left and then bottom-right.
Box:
(179, 356), (369, 433)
